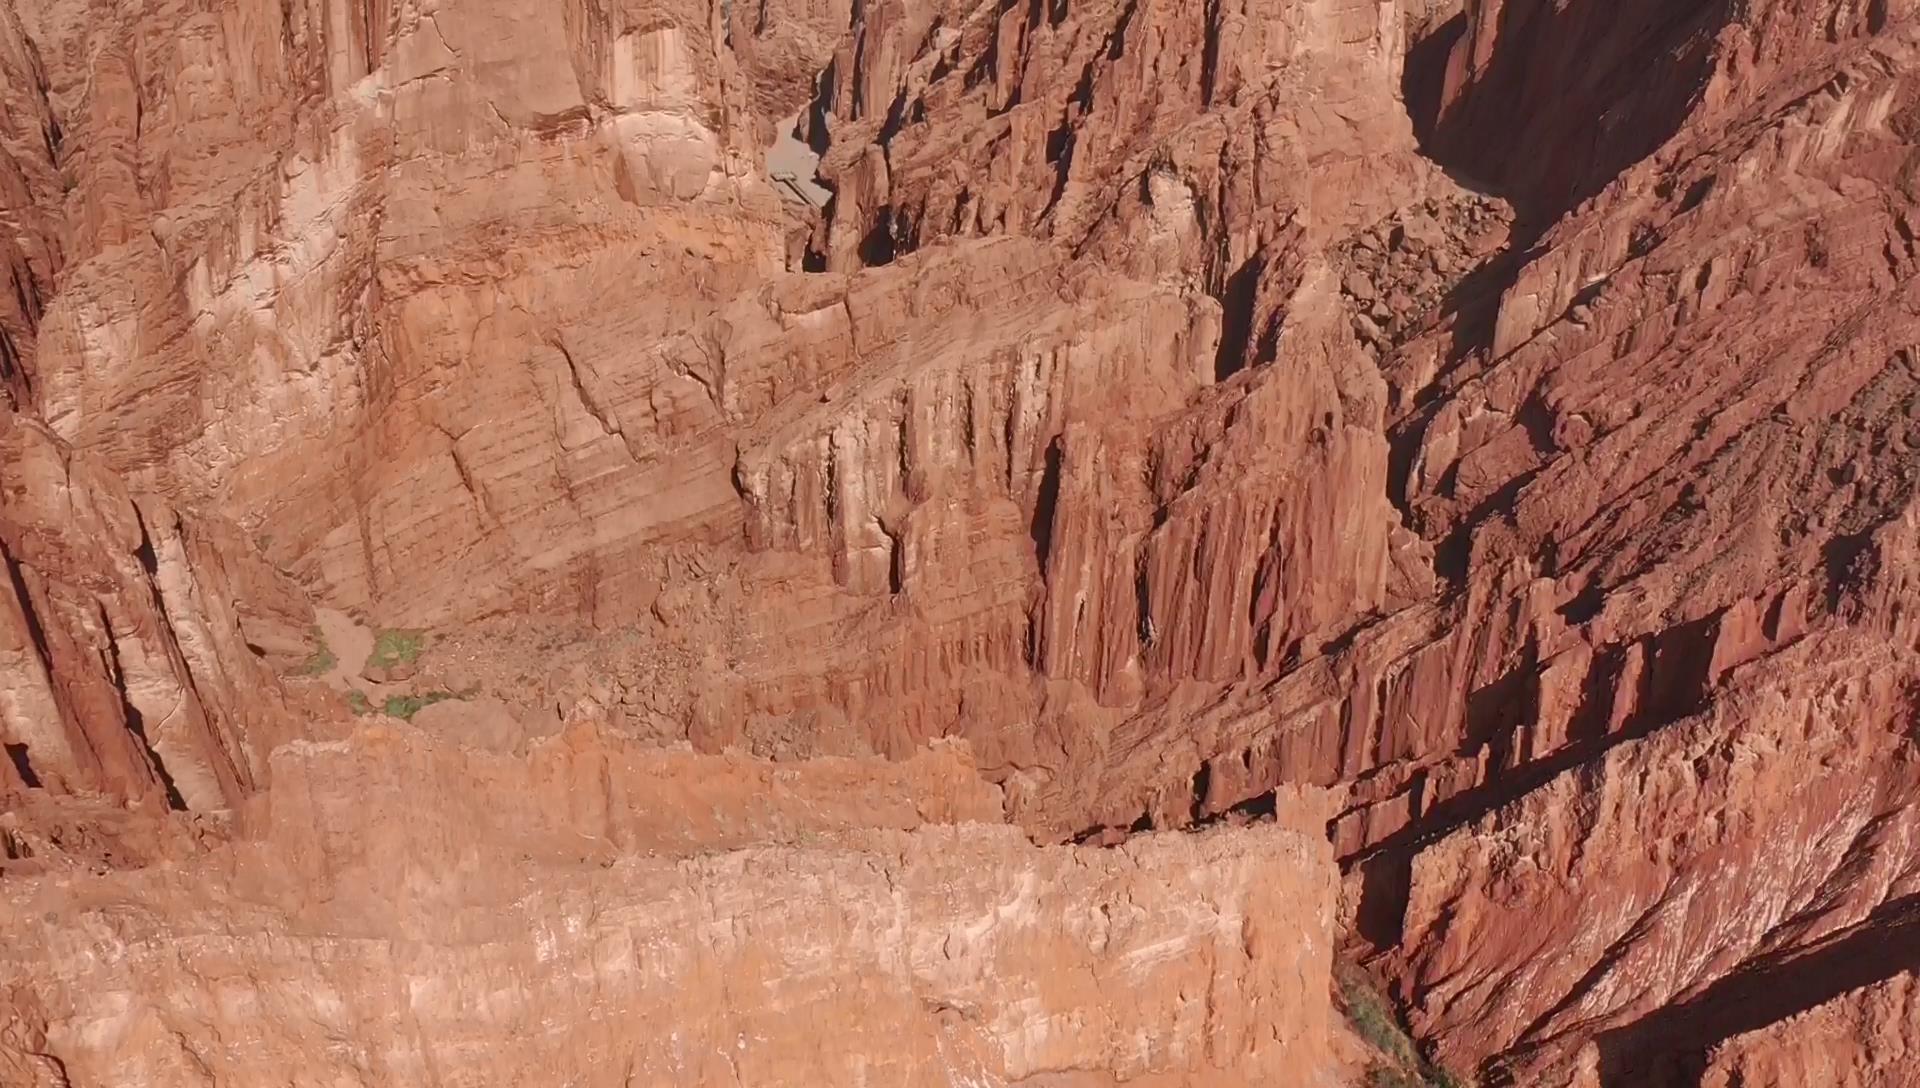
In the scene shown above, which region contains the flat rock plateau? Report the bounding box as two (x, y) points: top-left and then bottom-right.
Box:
(3, 0), (1920, 1085)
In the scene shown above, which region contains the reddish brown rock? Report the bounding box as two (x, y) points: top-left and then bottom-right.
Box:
(8, 0), (1920, 1081)
(0, 3), (59, 414)
(0, 410), (317, 812)
(1386, 634), (1920, 1084)
(1701, 972), (1920, 1088)
(0, 726), (1346, 1087)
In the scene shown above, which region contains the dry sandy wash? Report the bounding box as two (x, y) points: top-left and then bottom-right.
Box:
(3, 0), (1920, 1085)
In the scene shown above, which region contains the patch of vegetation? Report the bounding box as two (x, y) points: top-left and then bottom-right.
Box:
(382, 691), (453, 721)
(1369, 1066), (1466, 1088)
(296, 625), (337, 676)
(345, 689), (371, 716)
(1341, 968), (1417, 1065)
(1340, 964), (1467, 1088)
(366, 629), (427, 670)
(1370, 1068), (1423, 1088)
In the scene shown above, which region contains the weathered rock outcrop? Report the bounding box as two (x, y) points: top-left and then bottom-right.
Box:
(1701, 971), (1920, 1088)
(0, 0), (1451, 770)
(7, 0), (1920, 1081)
(0, 2), (58, 413)
(1391, 634), (1920, 1084)
(0, 728), (1345, 1087)
(0, 411), (316, 812)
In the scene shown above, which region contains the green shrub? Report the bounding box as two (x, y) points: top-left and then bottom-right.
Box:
(1341, 971), (1416, 1065)
(1370, 1067), (1422, 1088)
(345, 690), (371, 716)
(382, 691), (453, 721)
(296, 625), (336, 676)
(1340, 965), (1468, 1086)
(367, 629), (426, 670)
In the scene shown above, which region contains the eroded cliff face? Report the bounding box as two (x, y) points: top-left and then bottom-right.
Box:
(0, 410), (321, 813)
(0, 731), (1347, 1087)
(1701, 971), (1920, 1088)
(4, 0), (1920, 1082)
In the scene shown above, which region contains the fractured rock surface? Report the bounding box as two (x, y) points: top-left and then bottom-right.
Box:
(3, 0), (1920, 1083)
(0, 730), (1345, 1087)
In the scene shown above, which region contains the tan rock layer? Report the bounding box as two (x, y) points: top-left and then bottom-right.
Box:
(0, 729), (1343, 1088)
(7, 0), (1920, 1080)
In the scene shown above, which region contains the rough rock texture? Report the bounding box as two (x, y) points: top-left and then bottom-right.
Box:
(0, 728), (1345, 1087)
(0, 0), (1455, 781)
(1701, 972), (1920, 1088)
(0, 411), (318, 812)
(6, 0), (1920, 1082)
(1391, 634), (1920, 1085)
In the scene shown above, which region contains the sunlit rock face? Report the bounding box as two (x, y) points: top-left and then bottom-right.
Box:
(6, 0), (1920, 1083)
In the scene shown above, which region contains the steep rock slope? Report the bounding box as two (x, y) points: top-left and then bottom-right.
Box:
(2, 0), (1920, 1084)
(1701, 971), (1920, 1088)
(1352, 1), (1920, 1081)
(3, 0), (1459, 809)
(1, 410), (318, 813)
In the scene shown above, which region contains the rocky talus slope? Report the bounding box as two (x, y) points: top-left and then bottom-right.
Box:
(2, 0), (1920, 1083)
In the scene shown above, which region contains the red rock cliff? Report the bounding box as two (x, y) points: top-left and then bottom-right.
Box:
(3, 0), (1920, 1083)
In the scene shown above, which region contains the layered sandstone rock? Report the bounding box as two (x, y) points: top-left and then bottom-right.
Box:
(0, 411), (317, 813)
(1390, 633), (1920, 1084)
(0, 2), (59, 413)
(0, 0), (1454, 777)
(6, 0), (1920, 1082)
(0, 727), (1345, 1087)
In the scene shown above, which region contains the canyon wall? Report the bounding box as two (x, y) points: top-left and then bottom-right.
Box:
(0, 411), (318, 812)
(3, 0), (1920, 1083)
(0, 729), (1347, 1087)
